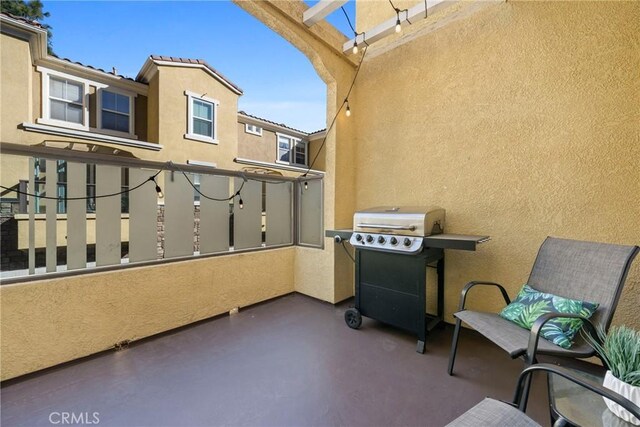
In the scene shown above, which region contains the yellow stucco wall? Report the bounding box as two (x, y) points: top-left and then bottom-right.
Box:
(146, 66), (239, 170)
(0, 247), (295, 380)
(237, 121), (277, 162)
(351, 1), (639, 327)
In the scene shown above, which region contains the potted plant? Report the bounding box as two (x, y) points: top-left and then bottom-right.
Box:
(585, 325), (640, 425)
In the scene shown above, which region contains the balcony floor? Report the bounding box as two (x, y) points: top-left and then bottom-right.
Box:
(1, 293), (600, 426)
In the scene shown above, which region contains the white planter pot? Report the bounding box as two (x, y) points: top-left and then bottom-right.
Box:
(603, 370), (640, 426)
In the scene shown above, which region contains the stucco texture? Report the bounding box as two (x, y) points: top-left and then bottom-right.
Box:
(351, 1), (639, 326)
(1, 247), (295, 380)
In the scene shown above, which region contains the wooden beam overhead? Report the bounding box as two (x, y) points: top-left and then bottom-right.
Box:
(303, 0), (349, 27)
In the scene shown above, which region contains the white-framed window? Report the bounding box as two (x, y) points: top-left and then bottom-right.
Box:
(37, 67), (91, 130)
(276, 133), (307, 167)
(97, 88), (136, 137)
(245, 123), (263, 136)
(185, 90), (219, 144)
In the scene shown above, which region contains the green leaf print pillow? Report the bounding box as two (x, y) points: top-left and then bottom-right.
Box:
(499, 284), (599, 349)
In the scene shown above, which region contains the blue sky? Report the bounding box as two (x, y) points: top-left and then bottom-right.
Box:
(41, 1), (356, 133)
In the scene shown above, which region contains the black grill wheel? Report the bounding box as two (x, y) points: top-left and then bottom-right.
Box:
(344, 308), (362, 329)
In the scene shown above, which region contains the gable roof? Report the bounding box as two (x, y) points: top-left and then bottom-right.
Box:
(138, 55), (243, 95)
(238, 111), (309, 136)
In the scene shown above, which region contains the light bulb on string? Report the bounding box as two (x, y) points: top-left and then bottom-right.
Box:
(304, 181), (308, 190)
(238, 197), (244, 209)
(395, 17), (402, 33)
(352, 40), (358, 55)
(345, 102), (351, 117)
(152, 177), (164, 199)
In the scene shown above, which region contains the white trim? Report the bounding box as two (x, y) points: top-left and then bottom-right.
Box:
(303, 0), (348, 26)
(184, 133), (219, 145)
(97, 87), (137, 138)
(234, 157), (324, 175)
(38, 67), (91, 130)
(245, 123), (263, 136)
(185, 90), (218, 144)
(21, 122), (163, 151)
(187, 160), (217, 168)
(276, 133), (307, 167)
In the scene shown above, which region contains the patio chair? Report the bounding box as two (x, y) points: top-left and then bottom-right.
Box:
(448, 237), (639, 376)
(445, 363), (640, 427)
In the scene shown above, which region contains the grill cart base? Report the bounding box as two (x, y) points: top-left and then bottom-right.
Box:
(352, 247), (444, 354)
(327, 229), (489, 353)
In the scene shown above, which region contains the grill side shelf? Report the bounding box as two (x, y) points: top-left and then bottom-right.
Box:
(325, 230), (490, 252)
(423, 234), (490, 251)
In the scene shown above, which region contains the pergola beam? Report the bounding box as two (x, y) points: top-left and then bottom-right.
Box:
(303, 0), (349, 27)
(342, 0), (451, 53)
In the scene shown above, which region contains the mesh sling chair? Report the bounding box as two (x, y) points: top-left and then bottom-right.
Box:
(448, 237), (639, 377)
(445, 363), (640, 427)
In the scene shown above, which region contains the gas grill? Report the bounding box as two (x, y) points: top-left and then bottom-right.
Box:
(327, 206), (489, 353)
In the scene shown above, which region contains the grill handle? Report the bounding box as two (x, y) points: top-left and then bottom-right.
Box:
(356, 223), (416, 231)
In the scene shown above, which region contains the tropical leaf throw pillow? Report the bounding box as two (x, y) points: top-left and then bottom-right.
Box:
(499, 285), (599, 349)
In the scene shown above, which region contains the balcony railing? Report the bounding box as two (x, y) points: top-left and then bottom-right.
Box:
(0, 143), (323, 283)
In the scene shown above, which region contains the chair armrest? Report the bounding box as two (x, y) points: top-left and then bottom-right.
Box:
(525, 313), (597, 365)
(513, 363), (640, 419)
(458, 281), (511, 311)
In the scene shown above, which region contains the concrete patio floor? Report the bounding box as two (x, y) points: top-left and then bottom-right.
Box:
(1, 293), (601, 426)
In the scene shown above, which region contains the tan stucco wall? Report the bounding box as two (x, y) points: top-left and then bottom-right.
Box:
(351, 1), (640, 327)
(1, 247), (295, 380)
(145, 66), (239, 169)
(237, 121), (277, 162)
(1, 33), (33, 143)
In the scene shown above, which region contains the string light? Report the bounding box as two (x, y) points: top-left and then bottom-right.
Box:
(345, 101), (351, 117)
(152, 177), (164, 199)
(238, 196), (244, 209)
(304, 181), (308, 190)
(352, 40), (358, 55)
(0, 169), (164, 202)
(300, 44), (368, 177)
(395, 12), (402, 33)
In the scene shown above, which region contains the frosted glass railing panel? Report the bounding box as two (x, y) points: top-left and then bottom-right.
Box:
(45, 159), (57, 272)
(199, 175), (230, 254)
(298, 179), (323, 248)
(0, 149), (311, 282)
(129, 169), (159, 263)
(266, 182), (293, 246)
(163, 171), (195, 258)
(66, 162), (87, 270)
(233, 179), (262, 250)
(95, 165), (122, 266)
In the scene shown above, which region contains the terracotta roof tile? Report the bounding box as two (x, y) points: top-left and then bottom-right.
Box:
(52, 56), (136, 81)
(150, 55), (243, 94)
(238, 111), (313, 136)
(1, 12), (44, 28)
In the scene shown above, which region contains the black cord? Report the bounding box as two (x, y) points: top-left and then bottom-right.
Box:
(301, 45), (369, 177)
(340, 6), (356, 35)
(341, 240), (355, 263)
(173, 163), (244, 202)
(0, 169), (163, 201)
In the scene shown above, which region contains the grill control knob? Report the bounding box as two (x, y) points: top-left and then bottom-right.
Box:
(366, 235), (374, 243)
(355, 234), (363, 242)
(403, 237), (412, 247)
(377, 236), (386, 244)
(390, 237), (398, 246)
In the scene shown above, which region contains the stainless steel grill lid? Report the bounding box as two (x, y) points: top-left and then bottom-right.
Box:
(353, 206), (445, 237)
